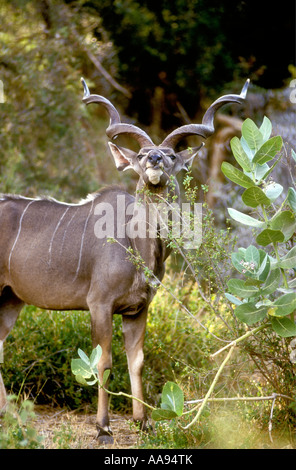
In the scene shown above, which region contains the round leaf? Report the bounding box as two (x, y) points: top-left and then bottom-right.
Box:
(102, 369), (111, 386)
(235, 302), (268, 325)
(151, 408), (178, 422)
(287, 187), (296, 213)
(245, 245), (260, 266)
(256, 252), (271, 282)
(74, 374), (89, 386)
(279, 246), (296, 269)
(227, 279), (259, 299)
(264, 183), (283, 202)
(225, 293), (243, 305)
(270, 210), (296, 242)
(256, 229), (285, 247)
(271, 317), (296, 338)
(253, 136), (283, 165)
(228, 208), (266, 228)
(272, 293), (296, 316)
(78, 348), (90, 365)
(231, 251), (246, 273)
(90, 345), (102, 369)
(161, 382), (184, 416)
(242, 187), (271, 208)
(260, 268), (281, 296)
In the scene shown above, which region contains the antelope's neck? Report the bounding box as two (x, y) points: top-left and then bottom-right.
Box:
(130, 178), (180, 275)
(135, 177), (180, 206)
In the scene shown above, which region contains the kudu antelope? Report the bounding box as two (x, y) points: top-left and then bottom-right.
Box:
(0, 78), (249, 443)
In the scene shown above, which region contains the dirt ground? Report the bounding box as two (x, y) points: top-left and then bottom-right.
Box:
(33, 405), (141, 449)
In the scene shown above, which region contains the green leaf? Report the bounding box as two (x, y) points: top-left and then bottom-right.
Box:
(151, 408), (178, 421)
(227, 278), (259, 299)
(242, 118), (263, 152)
(74, 374), (89, 386)
(221, 162), (255, 189)
(271, 317), (296, 337)
(160, 382), (184, 417)
(90, 345), (102, 369)
(261, 155), (282, 181)
(260, 268), (281, 296)
(288, 278), (296, 288)
(102, 369), (110, 386)
(231, 251), (246, 274)
(241, 136), (255, 160)
(235, 302), (268, 325)
(86, 378), (98, 386)
(270, 210), (296, 242)
(242, 186), (271, 208)
(287, 187), (296, 213)
(264, 183), (283, 202)
(230, 137), (252, 172)
(278, 246), (296, 269)
(71, 358), (92, 379)
(253, 136), (283, 165)
(272, 293), (296, 316)
(245, 245), (260, 267)
(259, 116), (272, 142)
(254, 163), (270, 181)
(228, 208), (266, 228)
(256, 229), (285, 247)
(78, 348), (90, 365)
(257, 252), (271, 282)
(225, 293), (243, 305)
(245, 278), (264, 287)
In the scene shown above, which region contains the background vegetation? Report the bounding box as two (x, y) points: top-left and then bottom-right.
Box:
(0, 0), (295, 449)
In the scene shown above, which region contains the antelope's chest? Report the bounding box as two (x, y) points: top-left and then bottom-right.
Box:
(113, 272), (156, 316)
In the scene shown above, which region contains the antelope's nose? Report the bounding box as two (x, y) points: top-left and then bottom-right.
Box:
(148, 153), (162, 165)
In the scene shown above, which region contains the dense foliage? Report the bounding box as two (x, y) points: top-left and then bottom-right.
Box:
(84, 0), (294, 126)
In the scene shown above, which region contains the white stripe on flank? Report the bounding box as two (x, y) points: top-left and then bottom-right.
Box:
(73, 199), (94, 282)
(48, 206), (70, 264)
(8, 200), (35, 274)
(60, 207), (79, 254)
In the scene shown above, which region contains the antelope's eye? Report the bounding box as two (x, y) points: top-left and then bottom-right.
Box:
(137, 154), (144, 160)
(169, 154), (176, 160)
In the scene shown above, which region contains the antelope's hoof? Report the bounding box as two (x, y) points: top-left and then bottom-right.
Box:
(98, 434), (114, 445)
(96, 424), (114, 445)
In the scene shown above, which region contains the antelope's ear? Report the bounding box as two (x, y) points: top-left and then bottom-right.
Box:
(108, 142), (137, 171)
(176, 143), (204, 170)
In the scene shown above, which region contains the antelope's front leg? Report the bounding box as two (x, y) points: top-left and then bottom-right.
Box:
(90, 308), (113, 444)
(122, 309), (149, 430)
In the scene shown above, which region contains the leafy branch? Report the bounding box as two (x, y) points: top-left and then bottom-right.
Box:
(222, 116), (296, 337)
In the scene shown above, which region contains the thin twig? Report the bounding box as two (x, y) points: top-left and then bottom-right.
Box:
(83, 48), (132, 99)
(185, 393), (295, 405)
(268, 393), (277, 443)
(113, 237), (230, 343)
(210, 324), (268, 358)
(182, 344), (236, 429)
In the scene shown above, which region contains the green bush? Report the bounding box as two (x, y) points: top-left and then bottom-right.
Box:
(0, 395), (43, 449)
(2, 285), (211, 413)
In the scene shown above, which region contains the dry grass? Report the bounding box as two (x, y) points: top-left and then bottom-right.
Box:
(33, 405), (140, 449)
